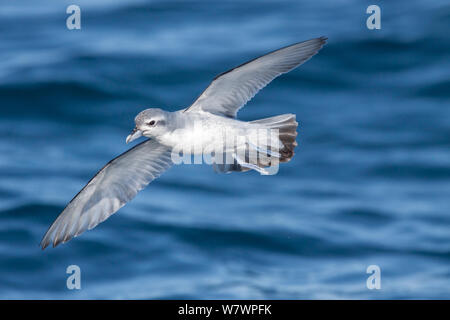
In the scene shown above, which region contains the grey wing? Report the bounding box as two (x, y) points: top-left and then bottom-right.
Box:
(40, 139), (172, 249)
(184, 36), (327, 118)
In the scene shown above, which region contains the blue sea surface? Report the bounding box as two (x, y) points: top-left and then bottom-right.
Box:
(0, 0), (449, 299)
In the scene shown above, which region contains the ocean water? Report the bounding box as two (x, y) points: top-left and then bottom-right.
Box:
(0, 0), (449, 299)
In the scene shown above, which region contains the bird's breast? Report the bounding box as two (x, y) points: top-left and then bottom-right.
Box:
(160, 118), (245, 155)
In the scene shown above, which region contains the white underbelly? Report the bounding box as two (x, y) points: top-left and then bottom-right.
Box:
(165, 125), (241, 154)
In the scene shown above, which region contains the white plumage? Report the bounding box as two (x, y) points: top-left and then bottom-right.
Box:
(41, 37), (327, 249)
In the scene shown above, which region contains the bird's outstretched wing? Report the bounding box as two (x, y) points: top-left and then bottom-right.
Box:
(40, 139), (172, 249)
(184, 37), (327, 118)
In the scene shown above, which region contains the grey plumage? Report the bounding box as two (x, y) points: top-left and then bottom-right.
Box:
(184, 36), (327, 118)
(41, 37), (327, 249)
(40, 140), (172, 249)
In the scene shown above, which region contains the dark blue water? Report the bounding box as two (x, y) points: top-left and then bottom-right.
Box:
(0, 0), (449, 299)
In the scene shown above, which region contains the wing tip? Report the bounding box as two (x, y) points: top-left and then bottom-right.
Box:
(303, 36), (328, 57)
(40, 238), (50, 250)
(40, 226), (67, 250)
(40, 223), (56, 250)
(40, 234), (72, 250)
(318, 36), (328, 46)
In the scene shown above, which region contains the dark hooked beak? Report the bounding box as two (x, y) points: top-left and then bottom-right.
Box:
(126, 127), (143, 144)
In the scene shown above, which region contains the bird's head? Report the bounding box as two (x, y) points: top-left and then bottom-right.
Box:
(126, 108), (170, 143)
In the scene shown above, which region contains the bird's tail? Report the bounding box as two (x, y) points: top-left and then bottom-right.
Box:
(250, 113), (298, 163)
(212, 114), (298, 174)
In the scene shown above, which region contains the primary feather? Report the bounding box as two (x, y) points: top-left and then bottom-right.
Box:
(40, 139), (172, 249)
(185, 36), (327, 118)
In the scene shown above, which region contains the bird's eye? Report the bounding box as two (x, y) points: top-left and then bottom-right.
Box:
(148, 120), (156, 126)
